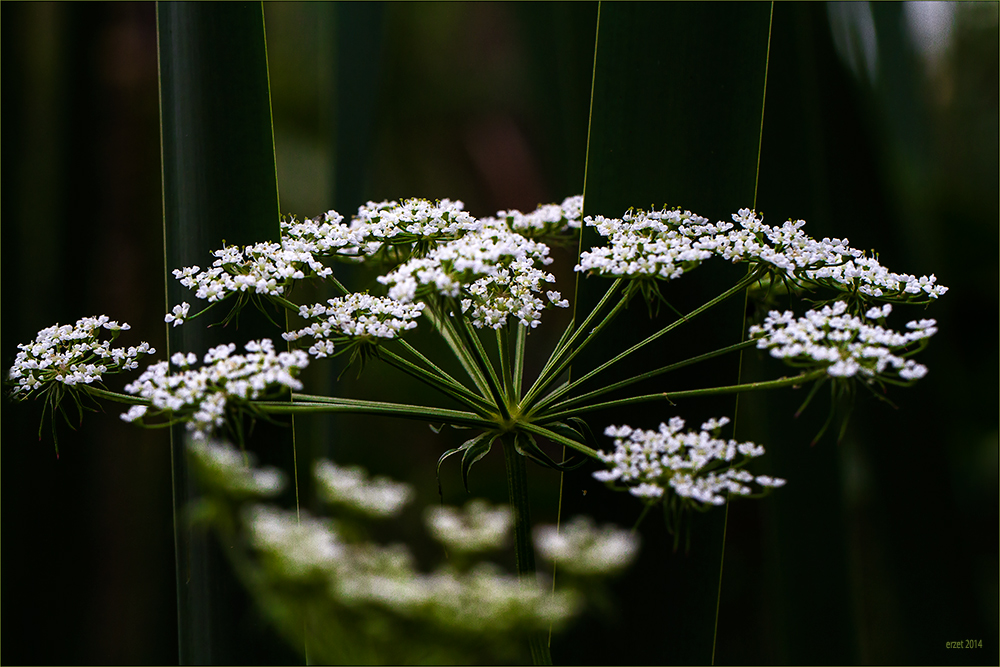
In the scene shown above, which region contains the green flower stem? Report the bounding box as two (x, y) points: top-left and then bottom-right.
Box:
(268, 294), (302, 315)
(84, 386), (149, 406)
(530, 267), (768, 417)
(393, 337), (469, 391)
(424, 303), (494, 399)
(325, 273), (351, 296)
(455, 311), (510, 421)
(522, 278), (623, 405)
(535, 338), (759, 416)
(513, 321), (527, 402)
(501, 436), (552, 666)
(517, 422), (602, 461)
(259, 394), (495, 429)
(537, 368), (828, 424)
(497, 327), (512, 403)
(377, 347), (495, 416)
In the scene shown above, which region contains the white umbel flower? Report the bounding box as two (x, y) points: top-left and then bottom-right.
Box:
(533, 516), (639, 576)
(282, 293), (425, 357)
(7, 315), (154, 400)
(123, 339), (308, 440)
(377, 219), (568, 329)
(593, 417), (783, 506)
(748, 300), (936, 382)
(721, 209), (948, 302)
(187, 439), (286, 498)
(313, 460), (413, 518)
(424, 500), (512, 554)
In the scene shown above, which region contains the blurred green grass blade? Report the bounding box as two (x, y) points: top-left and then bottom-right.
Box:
(157, 3), (297, 664)
(564, 4), (771, 665)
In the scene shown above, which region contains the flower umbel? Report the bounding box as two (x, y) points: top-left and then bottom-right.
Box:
(122, 339), (308, 441)
(749, 301), (937, 382)
(593, 416), (784, 506)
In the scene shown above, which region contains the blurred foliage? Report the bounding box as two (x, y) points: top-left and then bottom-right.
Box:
(2, 2), (996, 665)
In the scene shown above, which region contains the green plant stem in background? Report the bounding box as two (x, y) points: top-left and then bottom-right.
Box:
(157, 4), (299, 662)
(502, 436), (553, 666)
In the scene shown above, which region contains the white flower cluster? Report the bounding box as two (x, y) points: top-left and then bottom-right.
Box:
(282, 294), (425, 358)
(424, 500), (513, 554)
(281, 198), (483, 262)
(193, 449), (581, 637)
(171, 242), (334, 307)
(122, 339), (308, 440)
(7, 316), (154, 399)
(494, 194), (583, 238)
(719, 209), (948, 301)
(187, 439), (285, 498)
(748, 301), (936, 381)
(377, 219), (569, 329)
(593, 417), (785, 506)
(313, 459), (414, 519)
(576, 208), (727, 280)
(533, 516), (639, 576)
(574, 205), (947, 304)
(246, 505), (578, 633)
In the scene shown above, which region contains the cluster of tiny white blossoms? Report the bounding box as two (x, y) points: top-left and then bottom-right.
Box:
(187, 439), (286, 498)
(170, 242), (334, 309)
(282, 294), (425, 358)
(7, 316), (154, 399)
(533, 516), (639, 576)
(573, 205), (946, 305)
(593, 417), (785, 506)
(424, 500), (513, 554)
(718, 209), (948, 302)
(121, 339), (308, 440)
(575, 208), (729, 280)
(377, 219), (569, 329)
(183, 443), (583, 643)
(749, 301), (937, 381)
(245, 503), (579, 634)
(494, 194), (583, 239)
(279, 198), (484, 264)
(313, 459), (414, 519)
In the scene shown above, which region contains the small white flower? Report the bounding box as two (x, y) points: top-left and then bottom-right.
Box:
(164, 302), (191, 327)
(120, 404), (148, 423)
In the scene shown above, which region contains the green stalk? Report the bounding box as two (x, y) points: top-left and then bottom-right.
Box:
(538, 369), (827, 423)
(517, 422), (601, 461)
(393, 338), (473, 396)
(261, 394), (495, 429)
(522, 277), (625, 407)
(454, 310), (510, 421)
(84, 386), (149, 406)
(530, 267), (766, 417)
(501, 437), (552, 666)
(424, 302), (494, 398)
(536, 338), (758, 416)
(157, 3), (298, 663)
(512, 322), (527, 403)
(377, 347), (495, 416)
(497, 327), (513, 404)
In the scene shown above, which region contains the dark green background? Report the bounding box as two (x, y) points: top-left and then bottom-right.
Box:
(2, 3), (996, 664)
